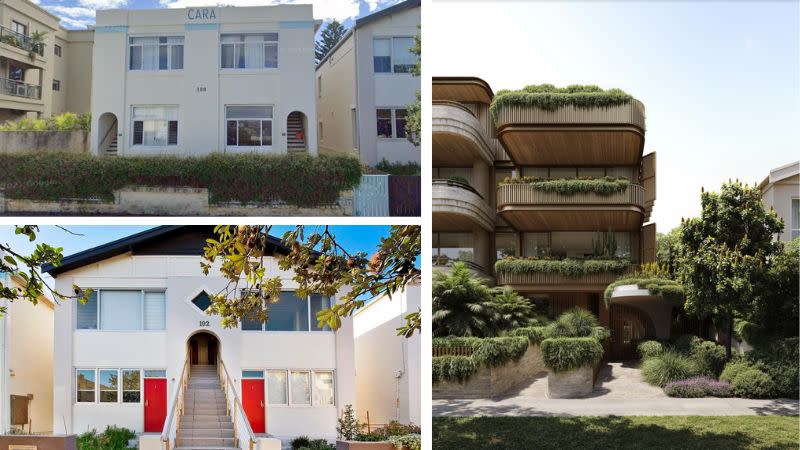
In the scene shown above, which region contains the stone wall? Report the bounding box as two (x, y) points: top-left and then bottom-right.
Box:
(547, 365), (594, 398)
(0, 131), (89, 154)
(433, 345), (546, 399)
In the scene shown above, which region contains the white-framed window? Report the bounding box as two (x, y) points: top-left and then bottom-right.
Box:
(76, 369), (96, 403)
(226, 105), (273, 147)
(267, 370), (288, 405)
(54, 44), (62, 57)
(76, 289), (166, 331)
(75, 368), (144, 404)
(289, 370), (311, 405)
(312, 371), (334, 405)
(129, 36), (184, 71)
(376, 108), (407, 139)
(122, 369), (141, 403)
(132, 106), (178, 147)
(792, 198), (799, 240)
(52, 80), (60, 91)
(241, 291), (332, 332)
(263, 369), (334, 406)
(373, 37), (414, 73)
(98, 369), (119, 403)
(221, 33), (278, 69)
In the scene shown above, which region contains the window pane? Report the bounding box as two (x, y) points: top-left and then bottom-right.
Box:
(159, 45), (168, 70)
(496, 233), (518, 259)
(142, 43), (158, 71)
(221, 44), (236, 68)
(100, 291), (142, 330)
(264, 32), (278, 41)
(290, 371), (310, 405)
(122, 370), (140, 403)
(392, 37), (415, 73)
(226, 106), (270, 119)
(376, 108), (392, 138)
(521, 167), (548, 179)
(77, 291), (98, 330)
(264, 44), (277, 68)
(77, 369), (95, 402)
(143, 292), (166, 330)
(310, 294), (331, 331)
(242, 370), (264, 379)
(792, 199), (799, 231)
(171, 45), (184, 70)
(438, 233), (473, 263)
(261, 120), (272, 146)
(130, 46), (142, 70)
(241, 314), (263, 331)
(312, 372), (334, 406)
(550, 232), (596, 258)
(133, 121), (144, 145)
(523, 233), (550, 257)
(614, 232), (632, 259)
(243, 36), (264, 68)
(373, 38), (391, 72)
(144, 370), (166, 378)
(265, 292), (309, 331)
(99, 369), (119, 403)
(267, 370), (287, 404)
(237, 120), (262, 146)
(395, 109), (407, 138)
(227, 121), (238, 146)
(168, 121), (178, 145)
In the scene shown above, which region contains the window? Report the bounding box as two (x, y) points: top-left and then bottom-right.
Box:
(191, 291), (212, 313)
(99, 369), (118, 403)
(522, 233), (550, 257)
(11, 21), (26, 36)
(376, 108), (392, 138)
(242, 370), (264, 379)
(129, 36), (184, 71)
(221, 33), (278, 69)
(395, 109), (407, 139)
(266, 291), (309, 331)
(99, 291), (142, 331)
(144, 292), (166, 330)
(433, 233), (473, 265)
(77, 291), (98, 330)
(52, 80), (60, 91)
(376, 108), (407, 139)
(496, 233), (518, 260)
(267, 370), (287, 404)
(373, 37), (414, 73)
(76, 369), (95, 402)
(8, 65), (23, 81)
(144, 369), (166, 378)
(226, 105), (273, 147)
(309, 294), (332, 331)
(550, 232), (596, 258)
(613, 232), (632, 259)
(290, 371), (311, 405)
(122, 370), (141, 403)
(54, 44), (62, 57)
(312, 371), (334, 405)
(792, 199), (799, 240)
(132, 106), (178, 146)
(76, 289), (165, 331)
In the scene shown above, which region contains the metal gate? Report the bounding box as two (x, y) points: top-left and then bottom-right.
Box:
(388, 175), (421, 216)
(609, 304), (657, 360)
(354, 174), (389, 216)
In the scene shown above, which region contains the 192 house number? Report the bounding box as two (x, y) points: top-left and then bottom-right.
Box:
(199, 320), (210, 327)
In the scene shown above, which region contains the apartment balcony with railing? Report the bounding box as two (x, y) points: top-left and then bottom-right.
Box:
(0, 76), (41, 100)
(432, 100), (495, 166)
(0, 26), (45, 57)
(433, 178), (494, 232)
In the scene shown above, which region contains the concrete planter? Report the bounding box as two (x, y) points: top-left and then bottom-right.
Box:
(336, 441), (395, 450)
(547, 365), (594, 398)
(0, 130), (89, 154)
(0, 435), (77, 450)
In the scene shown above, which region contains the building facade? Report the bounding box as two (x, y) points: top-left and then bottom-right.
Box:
(43, 226), (355, 441)
(316, 0), (420, 166)
(759, 161), (799, 242)
(90, 6), (319, 156)
(432, 77), (663, 359)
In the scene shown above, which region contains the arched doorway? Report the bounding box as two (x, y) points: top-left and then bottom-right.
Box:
(286, 111), (307, 151)
(187, 331), (219, 366)
(608, 304), (656, 360)
(97, 112), (118, 155)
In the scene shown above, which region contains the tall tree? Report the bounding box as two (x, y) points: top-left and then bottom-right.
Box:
(315, 20), (347, 64)
(404, 28), (421, 145)
(677, 181), (783, 359)
(655, 226), (682, 276)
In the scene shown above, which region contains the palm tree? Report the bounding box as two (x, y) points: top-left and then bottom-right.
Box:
(432, 262), (498, 337)
(490, 287), (538, 331)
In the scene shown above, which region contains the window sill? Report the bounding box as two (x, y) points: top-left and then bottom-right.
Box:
(220, 69), (279, 75)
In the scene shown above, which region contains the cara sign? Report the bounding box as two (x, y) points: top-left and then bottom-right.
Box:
(187, 8), (217, 20)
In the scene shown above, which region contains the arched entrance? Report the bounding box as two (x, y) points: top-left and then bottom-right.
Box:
(608, 304), (657, 360)
(286, 111), (307, 151)
(187, 331), (219, 366)
(97, 112), (118, 155)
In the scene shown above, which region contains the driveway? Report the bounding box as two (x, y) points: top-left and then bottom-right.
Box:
(433, 362), (800, 417)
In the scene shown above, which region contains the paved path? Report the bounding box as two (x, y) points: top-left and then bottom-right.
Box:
(433, 362), (800, 417)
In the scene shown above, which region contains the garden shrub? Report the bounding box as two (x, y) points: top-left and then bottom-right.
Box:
(760, 361), (798, 399)
(0, 152), (362, 207)
(77, 431), (102, 450)
(375, 159), (420, 176)
(638, 340), (664, 359)
(490, 84), (633, 120)
(590, 326), (611, 342)
(640, 350), (699, 387)
(0, 112), (91, 132)
(292, 436), (311, 449)
(432, 356), (476, 383)
(720, 359), (756, 383)
(540, 337), (604, 372)
(500, 176), (630, 196)
(388, 434), (421, 450)
(495, 257), (631, 278)
(690, 339), (727, 377)
(547, 308), (600, 338)
(669, 334), (700, 355)
(383, 421), (421, 436)
(76, 426), (136, 450)
(471, 337), (529, 367)
(509, 326), (548, 344)
(299, 439), (335, 450)
(603, 275), (684, 306)
(664, 377), (733, 398)
(732, 368), (775, 399)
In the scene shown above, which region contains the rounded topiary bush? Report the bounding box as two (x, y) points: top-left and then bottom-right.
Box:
(638, 340), (664, 359)
(541, 337), (604, 372)
(690, 339), (727, 377)
(720, 359), (755, 383)
(640, 350), (699, 387)
(732, 368), (775, 399)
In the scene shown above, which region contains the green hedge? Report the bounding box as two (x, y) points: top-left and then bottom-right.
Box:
(509, 326), (549, 344)
(375, 158), (421, 176)
(495, 257), (631, 278)
(604, 275), (684, 307)
(490, 84), (634, 120)
(0, 112), (91, 132)
(0, 152), (362, 207)
(432, 356), (476, 383)
(540, 337), (604, 372)
(501, 177), (630, 196)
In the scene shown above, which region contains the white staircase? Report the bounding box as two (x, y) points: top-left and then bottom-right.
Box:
(175, 365), (236, 450)
(286, 113), (306, 152)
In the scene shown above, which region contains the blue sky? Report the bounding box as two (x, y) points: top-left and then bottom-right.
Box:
(430, 0), (800, 231)
(39, 0), (402, 33)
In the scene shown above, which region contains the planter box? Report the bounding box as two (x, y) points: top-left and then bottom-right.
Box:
(547, 365), (594, 398)
(0, 435), (77, 450)
(336, 441), (395, 450)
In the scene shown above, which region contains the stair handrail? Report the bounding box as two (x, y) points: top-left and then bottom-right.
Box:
(217, 356), (257, 450)
(160, 355), (190, 450)
(99, 118), (117, 153)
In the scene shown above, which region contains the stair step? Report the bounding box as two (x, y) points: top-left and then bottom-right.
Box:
(178, 429), (234, 437)
(178, 438), (235, 447)
(180, 423), (234, 430)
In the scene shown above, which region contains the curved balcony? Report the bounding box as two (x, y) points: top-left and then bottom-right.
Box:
(433, 77), (494, 104)
(497, 183), (646, 231)
(433, 101), (494, 166)
(497, 265), (635, 293)
(495, 100), (646, 166)
(432, 256), (490, 280)
(433, 179), (494, 232)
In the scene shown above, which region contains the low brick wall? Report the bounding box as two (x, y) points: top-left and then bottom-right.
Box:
(0, 435), (77, 450)
(0, 131), (88, 154)
(433, 345), (546, 399)
(547, 365), (594, 398)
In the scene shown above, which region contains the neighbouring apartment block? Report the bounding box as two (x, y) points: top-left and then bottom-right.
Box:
(43, 226), (355, 442)
(432, 77), (680, 360)
(759, 160), (799, 242)
(316, 0), (420, 165)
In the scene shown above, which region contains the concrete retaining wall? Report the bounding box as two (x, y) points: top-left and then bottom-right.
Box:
(433, 345), (546, 399)
(547, 365), (594, 398)
(0, 131), (89, 154)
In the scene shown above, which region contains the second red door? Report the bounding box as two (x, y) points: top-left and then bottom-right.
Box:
(144, 378), (167, 432)
(242, 379), (265, 433)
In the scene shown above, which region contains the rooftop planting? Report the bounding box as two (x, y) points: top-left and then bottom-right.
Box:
(603, 263), (685, 306)
(500, 176), (631, 196)
(495, 256), (631, 278)
(490, 83), (634, 121)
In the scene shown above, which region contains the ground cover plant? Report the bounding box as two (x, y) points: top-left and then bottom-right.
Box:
(663, 377), (733, 398)
(490, 84), (634, 120)
(0, 152), (361, 207)
(76, 426), (135, 450)
(640, 349), (699, 387)
(500, 176), (630, 196)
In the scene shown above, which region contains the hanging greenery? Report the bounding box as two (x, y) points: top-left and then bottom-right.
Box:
(490, 84), (634, 120)
(500, 177), (630, 196)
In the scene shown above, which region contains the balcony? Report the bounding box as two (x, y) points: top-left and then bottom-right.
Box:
(0, 27), (45, 57)
(0, 77), (41, 100)
(432, 101), (494, 166)
(432, 255), (489, 279)
(432, 77), (493, 104)
(433, 179), (494, 232)
(494, 100), (646, 166)
(495, 259), (634, 292)
(497, 182), (645, 231)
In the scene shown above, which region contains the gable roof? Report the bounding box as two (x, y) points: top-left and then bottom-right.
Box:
(759, 161), (800, 192)
(42, 225), (296, 277)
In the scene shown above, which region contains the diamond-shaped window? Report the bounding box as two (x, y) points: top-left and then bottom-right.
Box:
(191, 291), (212, 312)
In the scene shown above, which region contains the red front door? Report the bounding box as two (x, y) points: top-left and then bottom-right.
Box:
(242, 379), (265, 433)
(144, 378), (167, 432)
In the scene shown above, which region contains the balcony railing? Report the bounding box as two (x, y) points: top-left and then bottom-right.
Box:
(432, 255), (486, 275)
(433, 179), (494, 232)
(498, 183), (645, 209)
(494, 100), (646, 132)
(496, 264), (635, 290)
(0, 77), (41, 100)
(432, 101), (494, 165)
(0, 26), (45, 56)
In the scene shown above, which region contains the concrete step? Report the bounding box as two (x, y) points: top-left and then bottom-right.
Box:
(174, 447), (238, 450)
(177, 437), (235, 447)
(184, 408), (227, 415)
(179, 422), (234, 430)
(178, 429), (234, 438)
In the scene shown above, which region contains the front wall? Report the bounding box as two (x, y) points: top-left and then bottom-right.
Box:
(316, 34), (357, 156)
(763, 176), (799, 242)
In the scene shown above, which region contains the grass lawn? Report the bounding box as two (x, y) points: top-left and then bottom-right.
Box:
(433, 416), (800, 449)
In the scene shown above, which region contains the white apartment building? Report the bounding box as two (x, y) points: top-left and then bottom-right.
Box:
(316, 0), (420, 166)
(759, 161), (799, 242)
(43, 226), (355, 442)
(90, 6), (320, 156)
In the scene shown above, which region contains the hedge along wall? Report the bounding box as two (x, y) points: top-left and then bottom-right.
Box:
(0, 152), (362, 207)
(495, 257), (631, 278)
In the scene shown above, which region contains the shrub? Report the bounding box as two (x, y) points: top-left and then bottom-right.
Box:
(603, 275), (684, 306)
(0, 152), (362, 207)
(0, 112), (91, 132)
(541, 337), (604, 372)
(761, 361), (799, 399)
(669, 334), (699, 355)
(495, 257), (631, 278)
(77, 431), (102, 450)
(640, 350), (699, 387)
(337, 405), (360, 441)
(432, 356), (476, 383)
(500, 176), (630, 196)
(664, 377), (733, 398)
(638, 340), (664, 359)
(690, 339), (727, 377)
(720, 359), (756, 383)
(388, 434), (421, 450)
(375, 159), (420, 176)
(548, 308), (599, 338)
(292, 436), (311, 449)
(101, 426), (135, 449)
(355, 433), (385, 441)
(590, 326), (611, 342)
(305, 439), (335, 450)
(383, 421), (421, 436)
(732, 368), (775, 399)
(472, 337), (529, 367)
(490, 84), (633, 120)
(509, 326), (548, 344)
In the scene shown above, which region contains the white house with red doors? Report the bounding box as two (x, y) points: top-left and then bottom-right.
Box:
(43, 226), (355, 446)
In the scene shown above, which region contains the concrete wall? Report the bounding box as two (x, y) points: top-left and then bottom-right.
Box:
(52, 253), (354, 440)
(0, 130), (88, 153)
(316, 31), (357, 158)
(761, 170), (799, 242)
(62, 29), (94, 114)
(353, 284), (420, 427)
(547, 365), (593, 399)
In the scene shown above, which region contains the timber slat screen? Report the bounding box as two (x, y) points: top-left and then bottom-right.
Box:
(609, 304), (656, 360)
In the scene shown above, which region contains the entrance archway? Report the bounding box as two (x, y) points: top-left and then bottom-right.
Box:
(97, 112), (118, 155)
(608, 304), (656, 360)
(187, 331), (219, 366)
(286, 111), (307, 151)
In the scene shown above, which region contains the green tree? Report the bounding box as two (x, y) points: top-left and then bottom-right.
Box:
(677, 181), (783, 359)
(432, 263), (497, 337)
(489, 288), (538, 331)
(315, 20), (347, 64)
(404, 28), (421, 145)
(656, 226), (682, 276)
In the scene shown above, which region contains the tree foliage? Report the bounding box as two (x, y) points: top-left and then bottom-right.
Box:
(432, 263), (496, 337)
(315, 20), (347, 64)
(404, 28), (421, 146)
(655, 226), (682, 276)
